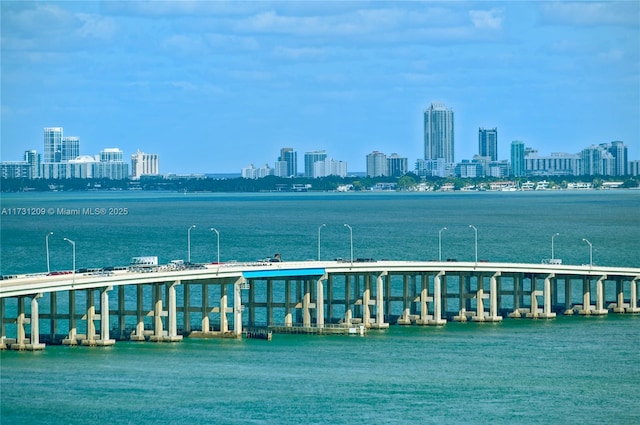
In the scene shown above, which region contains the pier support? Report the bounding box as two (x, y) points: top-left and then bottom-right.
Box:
(579, 275), (608, 315)
(429, 271), (446, 325)
(316, 274), (327, 328)
(628, 277), (640, 313)
(234, 277), (244, 337)
(63, 290), (78, 345)
(131, 285), (146, 341)
(528, 274), (556, 319)
(166, 281), (183, 341)
(11, 294), (45, 351)
(371, 271), (389, 329)
(81, 289), (98, 346)
(95, 286), (115, 346)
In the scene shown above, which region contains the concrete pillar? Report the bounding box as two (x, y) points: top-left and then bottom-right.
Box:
(564, 278), (573, 315)
(327, 275), (334, 324)
(430, 271), (446, 325)
(373, 271), (389, 329)
(303, 279), (311, 327)
(472, 274), (486, 322)
(220, 283), (229, 334)
(417, 273), (429, 325)
(63, 290), (78, 344)
(540, 274), (556, 319)
(166, 281), (183, 341)
(13, 297), (26, 349)
(28, 294), (45, 350)
(284, 279), (292, 326)
(627, 277), (640, 313)
(149, 283), (166, 341)
(593, 275), (608, 315)
(234, 277), (244, 337)
(398, 275), (411, 325)
(83, 289), (97, 346)
(613, 279), (626, 313)
(0, 298), (6, 349)
(267, 279), (274, 326)
(131, 284), (146, 341)
(579, 277), (591, 315)
(97, 286), (115, 346)
(362, 275), (371, 327)
(201, 283), (210, 333)
(488, 271), (503, 322)
(316, 274), (327, 328)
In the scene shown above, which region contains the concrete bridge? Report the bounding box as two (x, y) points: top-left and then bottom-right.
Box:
(1, 260), (639, 350)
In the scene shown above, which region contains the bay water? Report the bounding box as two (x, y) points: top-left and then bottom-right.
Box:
(1, 190), (639, 424)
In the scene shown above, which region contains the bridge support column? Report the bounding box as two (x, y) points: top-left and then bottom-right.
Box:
(316, 274), (327, 328)
(415, 274), (430, 325)
(429, 271), (447, 325)
(344, 275), (353, 325)
(454, 274), (470, 322)
(12, 294), (45, 351)
(63, 290), (78, 344)
(219, 282), (229, 334)
(371, 271), (388, 329)
(201, 283), (210, 333)
(284, 279), (292, 327)
(536, 274), (556, 319)
(472, 274), (490, 322)
(594, 275), (608, 315)
(82, 289), (98, 346)
(303, 279), (312, 327)
(362, 275), (371, 327)
(117, 286), (126, 339)
(563, 278), (574, 315)
(131, 285), (146, 341)
(612, 279), (626, 313)
(397, 275), (412, 325)
(578, 277), (592, 315)
(233, 277), (244, 337)
(49, 292), (58, 342)
(579, 275), (608, 315)
(166, 281), (183, 342)
(149, 283), (168, 342)
(486, 271), (503, 322)
(96, 286), (115, 346)
(627, 277), (640, 313)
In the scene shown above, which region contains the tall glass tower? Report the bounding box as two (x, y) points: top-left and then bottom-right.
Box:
(279, 148), (297, 177)
(510, 141), (525, 177)
(44, 127), (63, 163)
(478, 128), (498, 161)
(304, 150), (327, 178)
(424, 103), (454, 163)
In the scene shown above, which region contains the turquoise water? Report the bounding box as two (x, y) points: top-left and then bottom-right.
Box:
(1, 191), (639, 424)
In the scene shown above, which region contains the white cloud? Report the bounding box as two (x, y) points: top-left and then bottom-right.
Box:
(75, 14), (118, 40)
(469, 9), (503, 30)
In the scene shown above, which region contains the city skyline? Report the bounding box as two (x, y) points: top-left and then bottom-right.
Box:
(2, 2), (638, 173)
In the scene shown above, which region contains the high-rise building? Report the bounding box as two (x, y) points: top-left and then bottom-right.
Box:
(304, 150), (327, 177)
(24, 150), (40, 178)
(43, 127), (63, 163)
(387, 153), (408, 177)
(510, 141), (525, 177)
(277, 148), (297, 177)
(366, 151), (387, 177)
(131, 150), (159, 179)
(478, 128), (498, 161)
(580, 145), (615, 176)
(606, 141), (628, 176)
(424, 103), (454, 164)
(61, 137), (80, 161)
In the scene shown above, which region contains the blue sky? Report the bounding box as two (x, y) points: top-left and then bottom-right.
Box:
(2, 1), (639, 174)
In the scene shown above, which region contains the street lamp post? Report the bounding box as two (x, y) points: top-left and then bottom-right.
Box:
(63, 238), (75, 278)
(438, 227), (447, 262)
(210, 228), (220, 266)
(187, 225), (196, 263)
(46, 232), (54, 274)
(469, 225), (478, 264)
(344, 224), (353, 266)
(582, 238), (593, 266)
(318, 224), (326, 261)
(551, 233), (560, 260)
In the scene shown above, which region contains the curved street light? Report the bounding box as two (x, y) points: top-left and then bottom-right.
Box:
(551, 233), (560, 260)
(63, 238), (76, 277)
(318, 224), (326, 261)
(344, 224), (353, 266)
(46, 231), (54, 274)
(438, 227), (447, 262)
(582, 238), (593, 267)
(469, 225), (478, 264)
(210, 227), (220, 267)
(187, 225), (196, 263)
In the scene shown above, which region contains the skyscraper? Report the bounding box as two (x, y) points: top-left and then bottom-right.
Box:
(424, 103), (454, 164)
(510, 141), (525, 177)
(278, 148), (297, 177)
(304, 150), (327, 177)
(131, 150), (159, 179)
(43, 127), (63, 163)
(61, 136), (80, 161)
(366, 151), (387, 177)
(478, 128), (498, 161)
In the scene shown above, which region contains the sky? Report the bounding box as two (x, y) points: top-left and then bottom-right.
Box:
(1, 1), (639, 174)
